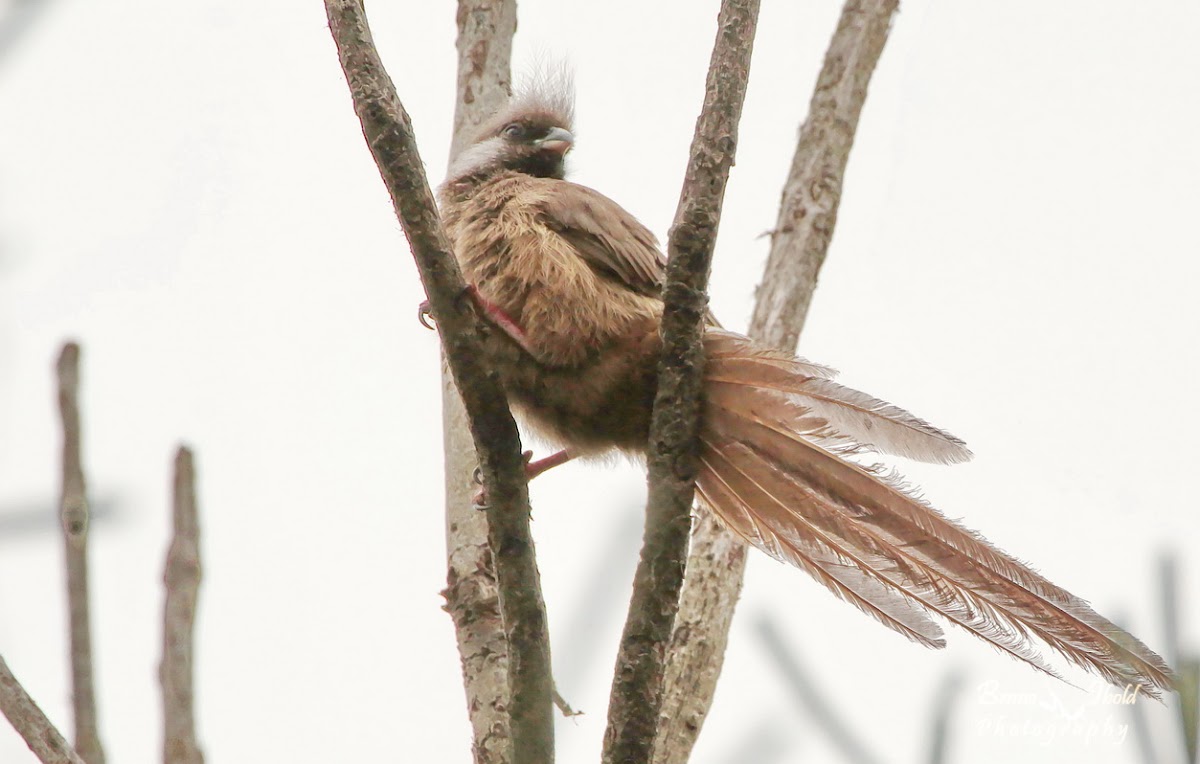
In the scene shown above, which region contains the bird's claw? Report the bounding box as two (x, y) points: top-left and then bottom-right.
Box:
(470, 452), (535, 510)
(471, 489), (489, 511)
(418, 300), (435, 330)
(457, 285), (478, 313)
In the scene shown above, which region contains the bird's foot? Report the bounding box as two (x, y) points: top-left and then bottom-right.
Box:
(417, 300), (435, 329)
(471, 449), (576, 509)
(525, 449), (575, 480)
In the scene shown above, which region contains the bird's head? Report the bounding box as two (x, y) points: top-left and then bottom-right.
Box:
(446, 74), (575, 184)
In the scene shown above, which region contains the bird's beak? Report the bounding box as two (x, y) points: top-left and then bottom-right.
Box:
(536, 127), (574, 155)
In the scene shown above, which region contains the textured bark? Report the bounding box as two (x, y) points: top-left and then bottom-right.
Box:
(160, 446), (204, 764)
(450, 0), (516, 159)
(0, 656), (87, 764)
(653, 2), (900, 761)
(324, 3), (553, 762)
(56, 342), (106, 764)
(601, 3), (760, 763)
(440, 3), (519, 764)
(752, 0), (899, 351)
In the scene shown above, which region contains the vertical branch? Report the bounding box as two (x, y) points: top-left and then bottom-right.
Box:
(0, 656), (87, 764)
(750, 0), (899, 348)
(601, 2), (760, 763)
(654, 1), (899, 760)
(450, 0), (515, 158)
(1158, 555), (1199, 764)
(160, 446), (204, 764)
(323, 3), (554, 762)
(56, 342), (106, 764)
(440, 3), (518, 763)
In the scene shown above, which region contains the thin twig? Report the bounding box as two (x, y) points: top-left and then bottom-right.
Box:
(0, 655), (87, 764)
(601, 2), (760, 762)
(755, 616), (882, 764)
(924, 670), (964, 764)
(654, 2), (899, 759)
(440, 3), (518, 762)
(56, 342), (106, 764)
(160, 446), (203, 764)
(1156, 554), (1198, 764)
(323, 3), (553, 762)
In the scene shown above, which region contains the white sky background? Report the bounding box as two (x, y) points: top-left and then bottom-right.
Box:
(1, 0), (1197, 762)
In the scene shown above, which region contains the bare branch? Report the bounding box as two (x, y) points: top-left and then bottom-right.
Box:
(440, 3), (518, 763)
(160, 446), (203, 764)
(655, 1), (900, 760)
(924, 670), (965, 764)
(450, 0), (515, 159)
(755, 617), (882, 764)
(751, 0), (898, 347)
(56, 342), (106, 764)
(0, 655), (87, 764)
(323, 3), (553, 762)
(601, 2), (760, 762)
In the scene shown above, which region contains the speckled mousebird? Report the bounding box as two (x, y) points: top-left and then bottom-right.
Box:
(431, 76), (1173, 698)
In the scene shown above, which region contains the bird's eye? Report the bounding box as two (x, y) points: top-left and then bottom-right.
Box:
(502, 123), (524, 139)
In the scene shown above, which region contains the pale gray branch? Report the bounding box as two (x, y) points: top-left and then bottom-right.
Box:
(602, 2), (760, 762)
(323, 2), (553, 762)
(654, 1), (900, 761)
(440, 3), (519, 763)
(56, 342), (106, 764)
(0, 656), (86, 764)
(160, 446), (203, 764)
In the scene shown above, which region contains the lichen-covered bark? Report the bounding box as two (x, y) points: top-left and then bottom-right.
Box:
(440, 3), (521, 763)
(653, 2), (900, 761)
(601, 3), (760, 763)
(324, 3), (552, 762)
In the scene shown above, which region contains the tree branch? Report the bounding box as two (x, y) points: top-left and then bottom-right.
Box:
(751, 0), (898, 348)
(56, 342), (106, 764)
(654, 1), (900, 760)
(0, 656), (86, 764)
(756, 616), (881, 764)
(160, 446), (203, 764)
(323, 3), (553, 762)
(439, 3), (519, 763)
(601, 2), (760, 762)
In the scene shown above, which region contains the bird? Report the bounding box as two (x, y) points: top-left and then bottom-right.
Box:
(433, 77), (1174, 699)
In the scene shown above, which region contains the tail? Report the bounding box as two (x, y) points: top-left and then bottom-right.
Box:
(697, 329), (1175, 698)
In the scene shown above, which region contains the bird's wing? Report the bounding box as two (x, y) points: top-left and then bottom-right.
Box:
(535, 180), (666, 296)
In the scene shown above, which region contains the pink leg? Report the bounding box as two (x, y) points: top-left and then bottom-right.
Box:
(525, 449), (575, 480)
(472, 449), (577, 508)
(462, 285), (539, 356)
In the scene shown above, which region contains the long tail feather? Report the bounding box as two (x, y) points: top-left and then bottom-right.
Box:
(705, 329), (970, 464)
(696, 451), (947, 649)
(706, 376), (972, 464)
(699, 430), (1065, 683)
(706, 328), (838, 380)
(698, 330), (1175, 698)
